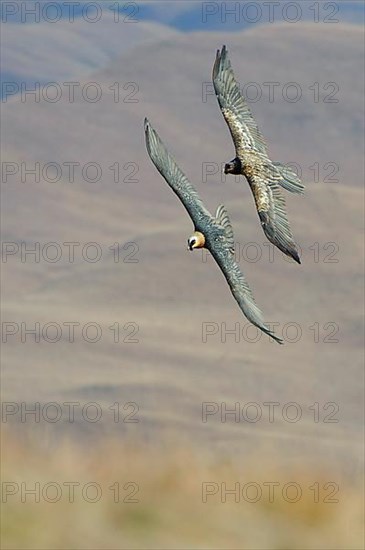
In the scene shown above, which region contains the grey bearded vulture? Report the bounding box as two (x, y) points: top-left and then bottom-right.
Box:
(144, 118), (283, 344)
(213, 45), (304, 264)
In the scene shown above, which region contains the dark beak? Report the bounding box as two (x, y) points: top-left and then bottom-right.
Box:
(224, 163), (232, 174)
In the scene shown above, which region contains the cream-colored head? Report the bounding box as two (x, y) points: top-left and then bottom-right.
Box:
(188, 231), (205, 251)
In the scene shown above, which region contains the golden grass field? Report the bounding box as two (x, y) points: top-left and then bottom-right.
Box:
(2, 428), (364, 549)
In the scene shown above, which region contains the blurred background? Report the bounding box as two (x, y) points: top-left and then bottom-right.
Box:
(1, 1), (364, 548)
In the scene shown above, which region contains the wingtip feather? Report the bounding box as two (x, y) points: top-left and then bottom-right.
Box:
(261, 324), (284, 344)
(144, 117), (150, 133)
(213, 44), (228, 78)
(273, 334), (284, 345)
(294, 252), (301, 265)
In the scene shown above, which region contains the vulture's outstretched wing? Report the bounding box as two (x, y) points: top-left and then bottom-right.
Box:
(247, 168), (301, 264)
(213, 45), (268, 157)
(144, 118), (210, 222)
(209, 242), (283, 344)
(213, 45), (304, 195)
(212, 204), (283, 344)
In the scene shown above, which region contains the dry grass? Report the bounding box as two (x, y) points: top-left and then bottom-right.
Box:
(1, 430), (363, 549)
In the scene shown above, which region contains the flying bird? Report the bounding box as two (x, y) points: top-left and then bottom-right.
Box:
(144, 118), (283, 344)
(212, 45), (304, 264)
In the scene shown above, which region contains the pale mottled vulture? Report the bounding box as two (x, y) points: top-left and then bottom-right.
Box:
(213, 45), (304, 263)
(145, 118), (283, 344)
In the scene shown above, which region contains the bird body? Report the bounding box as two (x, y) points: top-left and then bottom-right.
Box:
(144, 118), (283, 344)
(213, 45), (304, 264)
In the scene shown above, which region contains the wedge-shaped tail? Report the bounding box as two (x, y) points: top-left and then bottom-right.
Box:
(273, 162), (305, 194)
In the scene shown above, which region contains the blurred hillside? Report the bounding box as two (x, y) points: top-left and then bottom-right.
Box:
(1, 19), (364, 549)
(2, 1), (363, 94)
(1, 13), (180, 93)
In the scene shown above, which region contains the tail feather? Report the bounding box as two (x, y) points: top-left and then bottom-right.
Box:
(273, 162), (305, 194)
